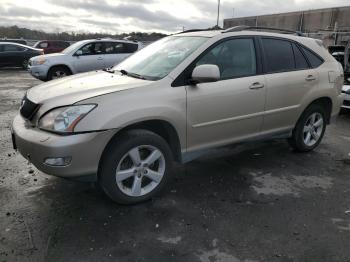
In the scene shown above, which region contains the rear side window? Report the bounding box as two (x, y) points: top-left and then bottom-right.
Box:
(262, 38), (294, 73)
(292, 43), (309, 70)
(125, 43), (138, 53)
(301, 46), (324, 68)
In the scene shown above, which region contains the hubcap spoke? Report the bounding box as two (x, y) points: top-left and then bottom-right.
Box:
(305, 132), (311, 144)
(131, 176), (142, 196)
(144, 169), (163, 183)
(144, 149), (162, 165)
(310, 113), (316, 124)
(314, 118), (323, 128)
(116, 168), (136, 182)
(129, 147), (141, 165)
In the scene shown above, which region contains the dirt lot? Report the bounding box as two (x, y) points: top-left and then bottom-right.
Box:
(0, 69), (350, 262)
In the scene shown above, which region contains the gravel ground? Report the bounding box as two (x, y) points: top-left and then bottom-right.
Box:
(0, 69), (350, 262)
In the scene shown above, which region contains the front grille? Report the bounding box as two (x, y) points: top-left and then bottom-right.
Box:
(344, 100), (350, 107)
(20, 96), (40, 120)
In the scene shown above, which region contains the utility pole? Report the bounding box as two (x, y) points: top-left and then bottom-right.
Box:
(232, 8), (235, 18)
(216, 0), (221, 27)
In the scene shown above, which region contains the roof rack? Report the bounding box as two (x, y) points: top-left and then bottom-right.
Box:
(223, 25), (304, 36)
(176, 29), (210, 35)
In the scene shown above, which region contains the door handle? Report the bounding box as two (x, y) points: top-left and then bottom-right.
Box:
(249, 82), (264, 89)
(97, 57), (103, 60)
(305, 75), (316, 81)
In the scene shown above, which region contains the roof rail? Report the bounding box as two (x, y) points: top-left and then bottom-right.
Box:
(176, 29), (209, 35)
(223, 25), (303, 36)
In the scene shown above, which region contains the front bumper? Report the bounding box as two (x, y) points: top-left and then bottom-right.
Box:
(12, 114), (116, 179)
(27, 64), (49, 81)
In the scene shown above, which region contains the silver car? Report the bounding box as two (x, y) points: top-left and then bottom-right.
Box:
(28, 38), (142, 81)
(12, 27), (344, 204)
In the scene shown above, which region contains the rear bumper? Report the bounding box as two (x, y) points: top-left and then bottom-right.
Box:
(12, 114), (116, 179)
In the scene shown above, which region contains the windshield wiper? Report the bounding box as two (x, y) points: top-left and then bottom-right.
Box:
(118, 69), (146, 80)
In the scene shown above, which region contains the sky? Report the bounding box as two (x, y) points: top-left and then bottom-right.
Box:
(1, 0), (350, 34)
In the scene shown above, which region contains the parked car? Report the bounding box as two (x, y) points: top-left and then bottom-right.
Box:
(0, 39), (27, 45)
(341, 79), (350, 111)
(0, 42), (43, 69)
(28, 38), (141, 81)
(12, 27), (344, 204)
(33, 40), (70, 54)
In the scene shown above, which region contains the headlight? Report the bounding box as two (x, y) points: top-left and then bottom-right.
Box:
(32, 57), (47, 65)
(38, 105), (96, 133)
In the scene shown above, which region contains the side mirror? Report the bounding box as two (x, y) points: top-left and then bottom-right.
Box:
(75, 50), (83, 56)
(190, 64), (220, 84)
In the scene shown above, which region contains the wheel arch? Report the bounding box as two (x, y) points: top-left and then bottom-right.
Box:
(302, 97), (333, 124)
(98, 119), (183, 174)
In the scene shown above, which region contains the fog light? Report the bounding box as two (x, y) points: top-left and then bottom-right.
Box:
(44, 157), (71, 166)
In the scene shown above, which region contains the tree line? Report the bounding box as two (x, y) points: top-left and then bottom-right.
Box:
(0, 25), (167, 42)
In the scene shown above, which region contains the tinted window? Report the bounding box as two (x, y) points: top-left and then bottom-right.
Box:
(292, 43), (309, 70)
(262, 38), (294, 73)
(196, 38), (256, 79)
(301, 46), (323, 68)
(105, 42), (124, 54)
(125, 43), (138, 53)
(78, 42), (104, 55)
(3, 44), (24, 52)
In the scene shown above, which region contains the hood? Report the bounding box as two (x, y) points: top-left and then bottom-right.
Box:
(27, 70), (151, 106)
(31, 53), (65, 60)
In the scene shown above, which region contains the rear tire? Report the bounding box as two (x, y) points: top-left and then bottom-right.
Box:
(98, 129), (173, 204)
(288, 104), (326, 152)
(47, 66), (71, 80)
(22, 59), (28, 69)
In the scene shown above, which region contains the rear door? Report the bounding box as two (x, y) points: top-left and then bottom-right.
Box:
(260, 37), (320, 133)
(185, 37), (266, 151)
(72, 42), (106, 73)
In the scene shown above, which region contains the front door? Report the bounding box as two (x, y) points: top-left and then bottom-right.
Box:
(72, 42), (106, 73)
(185, 37), (266, 152)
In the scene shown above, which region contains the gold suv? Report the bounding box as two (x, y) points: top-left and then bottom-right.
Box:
(12, 27), (344, 204)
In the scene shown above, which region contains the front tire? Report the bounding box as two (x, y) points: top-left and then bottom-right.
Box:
(47, 66), (71, 80)
(288, 104), (326, 152)
(98, 130), (173, 204)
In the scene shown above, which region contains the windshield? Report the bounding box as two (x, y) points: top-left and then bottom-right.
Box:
(113, 36), (208, 80)
(61, 41), (84, 54)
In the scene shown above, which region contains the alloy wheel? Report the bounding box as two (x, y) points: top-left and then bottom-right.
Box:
(115, 145), (166, 197)
(52, 70), (67, 79)
(303, 112), (324, 147)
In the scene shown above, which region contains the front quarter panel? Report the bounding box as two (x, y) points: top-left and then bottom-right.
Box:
(74, 78), (187, 150)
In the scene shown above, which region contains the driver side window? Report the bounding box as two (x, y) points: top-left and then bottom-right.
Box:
(196, 38), (257, 80)
(78, 42), (104, 56)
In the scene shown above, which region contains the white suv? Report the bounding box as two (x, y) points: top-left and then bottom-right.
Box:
(28, 38), (142, 81)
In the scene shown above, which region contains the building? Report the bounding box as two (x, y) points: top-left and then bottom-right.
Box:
(223, 6), (350, 47)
